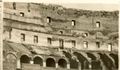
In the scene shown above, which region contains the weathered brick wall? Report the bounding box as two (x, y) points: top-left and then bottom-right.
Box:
(4, 2), (118, 32)
(3, 2), (118, 70)
(3, 53), (17, 70)
(3, 28), (118, 51)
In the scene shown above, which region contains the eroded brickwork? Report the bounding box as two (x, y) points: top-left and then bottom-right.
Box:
(3, 2), (118, 70)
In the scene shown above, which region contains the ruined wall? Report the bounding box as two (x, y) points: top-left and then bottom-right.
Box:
(3, 2), (118, 70)
(4, 2), (118, 32)
(3, 2), (118, 52)
(3, 27), (118, 51)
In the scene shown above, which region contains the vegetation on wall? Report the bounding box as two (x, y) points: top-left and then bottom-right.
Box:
(37, 3), (119, 18)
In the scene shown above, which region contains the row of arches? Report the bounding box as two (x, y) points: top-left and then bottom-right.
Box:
(20, 52), (118, 70)
(72, 52), (118, 69)
(20, 55), (68, 68)
(62, 51), (103, 69)
(72, 52), (101, 69)
(5, 51), (118, 70)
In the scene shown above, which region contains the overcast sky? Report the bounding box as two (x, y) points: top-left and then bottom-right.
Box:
(59, 3), (118, 11)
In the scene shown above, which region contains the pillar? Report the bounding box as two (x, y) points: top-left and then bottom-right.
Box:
(88, 58), (92, 69)
(100, 60), (106, 70)
(78, 62), (81, 70)
(89, 60), (92, 70)
(67, 63), (70, 69)
(56, 63), (58, 68)
(89, 63), (92, 69)
(43, 61), (46, 67)
(17, 59), (21, 69)
(83, 61), (86, 69)
(30, 60), (34, 64)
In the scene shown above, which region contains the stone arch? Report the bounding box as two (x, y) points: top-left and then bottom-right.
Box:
(46, 56), (56, 62)
(62, 50), (72, 59)
(46, 57), (56, 67)
(91, 60), (101, 69)
(6, 53), (17, 70)
(32, 55), (45, 61)
(98, 53), (113, 70)
(109, 53), (118, 68)
(86, 52), (101, 69)
(58, 59), (67, 68)
(70, 58), (79, 69)
(20, 55), (30, 63)
(33, 55), (44, 61)
(92, 52), (100, 59)
(6, 52), (17, 59)
(62, 51), (79, 69)
(105, 53), (115, 66)
(33, 56), (43, 66)
(86, 52), (96, 60)
(19, 53), (30, 59)
(57, 57), (69, 64)
(73, 52), (89, 69)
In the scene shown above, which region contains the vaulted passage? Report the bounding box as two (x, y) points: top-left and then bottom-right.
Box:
(46, 58), (55, 67)
(20, 55), (30, 63)
(33, 56), (43, 66)
(87, 53), (96, 60)
(62, 51), (71, 59)
(58, 59), (67, 68)
(91, 60), (101, 69)
(63, 51), (78, 69)
(73, 52), (89, 69)
(70, 59), (78, 69)
(86, 52), (101, 69)
(98, 53), (113, 70)
(109, 53), (118, 68)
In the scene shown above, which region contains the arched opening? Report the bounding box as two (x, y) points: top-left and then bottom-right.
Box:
(63, 51), (71, 58)
(46, 58), (55, 67)
(87, 53), (101, 69)
(91, 60), (101, 69)
(58, 59), (67, 68)
(98, 53), (113, 70)
(33, 56), (43, 66)
(6, 53), (17, 70)
(63, 51), (78, 69)
(70, 59), (78, 69)
(20, 55), (30, 63)
(109, 53), (118, 68)
(73, 52), (89, 69)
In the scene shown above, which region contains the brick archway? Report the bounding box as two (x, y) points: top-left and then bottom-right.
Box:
(5, 53), (17, 70)
(46, 58), (56, 67)
(73, 52), (89, 69)
(109, 53), (118, 68)
(98, 53), (113, 70)
(20, 55), (30, 63)
(58, 59), (67, 68)
(33, 56), (43, 66)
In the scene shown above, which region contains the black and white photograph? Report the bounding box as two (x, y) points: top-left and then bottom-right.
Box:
(2, 1), (119, 70)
